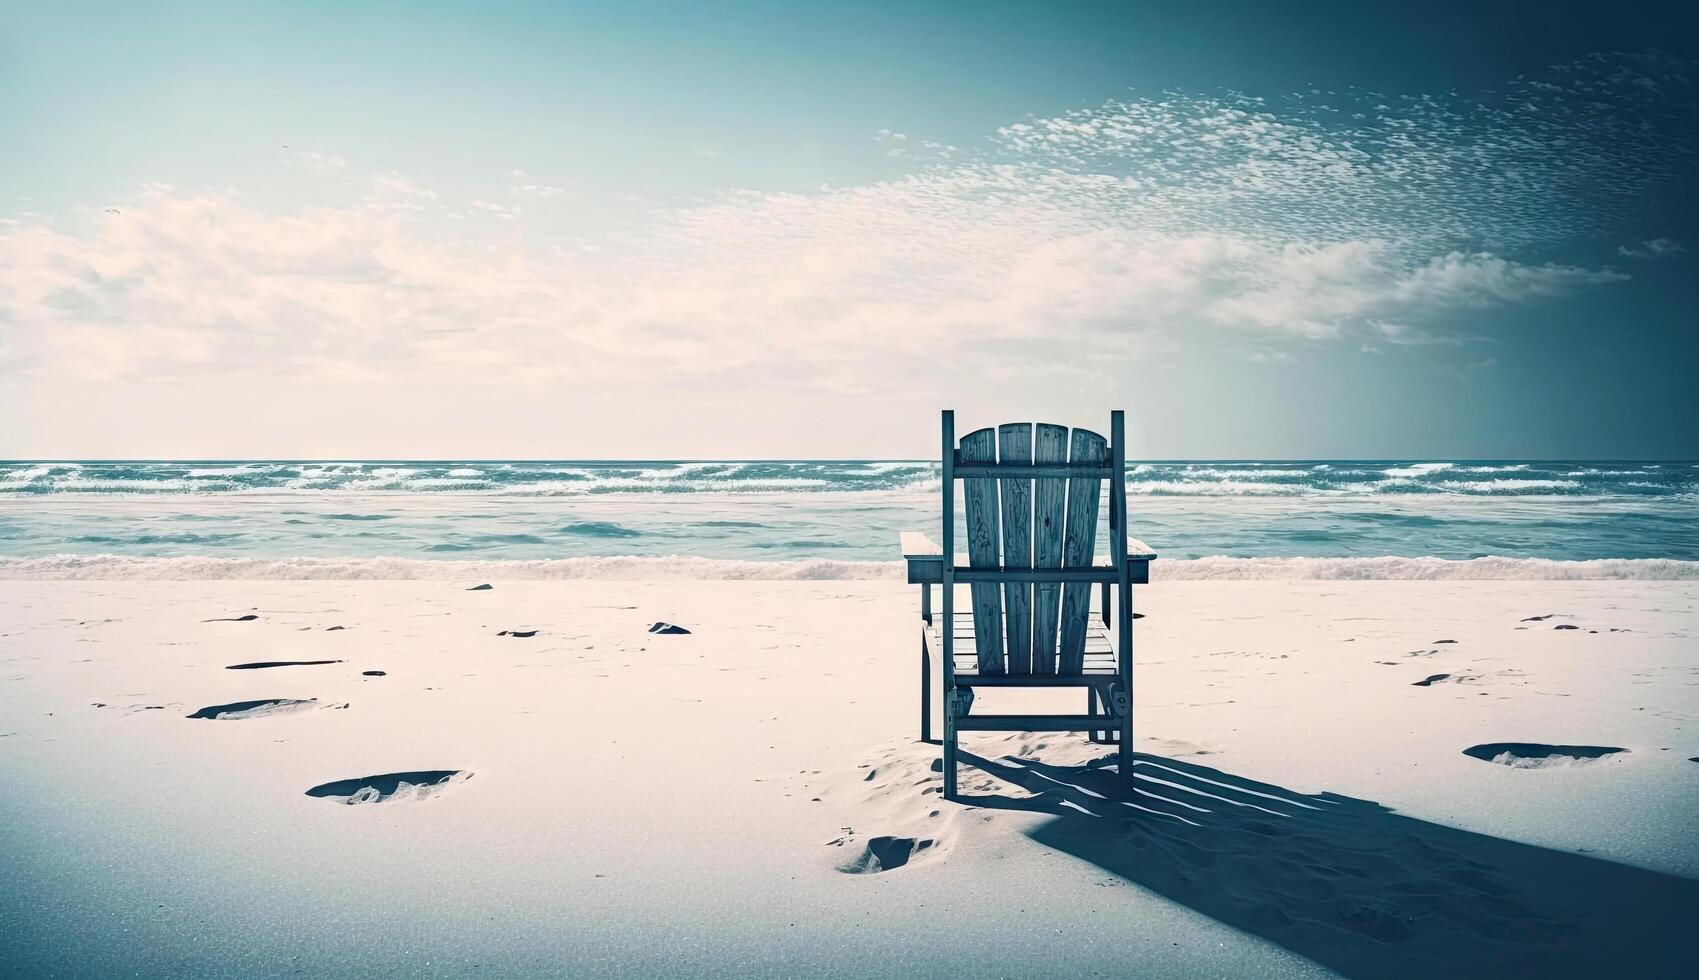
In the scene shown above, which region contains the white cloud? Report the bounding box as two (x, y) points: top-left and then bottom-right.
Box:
(1616, 237), (1684, 259)
(1391, 252), (1627, 308)
(287, 149), (348, 172)
(0, 52), (1681, 396)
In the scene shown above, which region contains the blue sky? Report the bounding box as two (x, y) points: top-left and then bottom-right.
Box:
(1, 1), (1695, 459)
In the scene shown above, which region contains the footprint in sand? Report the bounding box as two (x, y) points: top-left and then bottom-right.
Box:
(225, 660), (343, 670)
(837, 835), (935, 874)
(305, 770), (471, 804)
(187, 698), (330, 720)
(1463, 743), (1628, 769)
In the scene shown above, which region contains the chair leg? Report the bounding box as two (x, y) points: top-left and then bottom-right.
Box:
(944, 720), (958, 801)
(1118, 697), (1135, 786)
(920, 633), (932, 743)
(1086, 687), (1098, 743)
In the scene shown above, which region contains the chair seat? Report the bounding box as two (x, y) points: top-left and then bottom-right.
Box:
(927, 612), (1119, 684)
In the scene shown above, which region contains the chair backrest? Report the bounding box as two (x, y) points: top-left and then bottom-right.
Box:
(944, 413), (1121, 676)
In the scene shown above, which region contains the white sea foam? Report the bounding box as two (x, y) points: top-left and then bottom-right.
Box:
(1127, 480), (1316, 496)
(1170, 467), (1315, 479)
(1382, 462), (1456, 478)
(1153, 556), (1699, 581)
(2, 465), (58, 482)
(4, 554), (1695, 582)
(0, 554), (906, 581)
(1433, 479), (1582, 493)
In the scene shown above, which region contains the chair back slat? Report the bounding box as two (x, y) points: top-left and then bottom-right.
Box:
(996, 424), (1034, 674)
(1057, 428), (1108, 673)
(949, 418), (1110, 677)
(1029, 424), (1070, 674)
(958, 428), (1004, 674)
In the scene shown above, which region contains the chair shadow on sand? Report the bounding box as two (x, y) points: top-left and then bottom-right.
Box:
(955, 750), (1699, 980)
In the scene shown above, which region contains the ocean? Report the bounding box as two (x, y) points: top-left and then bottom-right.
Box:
(1, 460), (1695, 579)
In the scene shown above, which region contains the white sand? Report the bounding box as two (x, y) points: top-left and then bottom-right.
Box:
(2, 579), (1697, 978)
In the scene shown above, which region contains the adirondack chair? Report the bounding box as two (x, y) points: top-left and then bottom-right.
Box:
(901, 410), (1155, 798)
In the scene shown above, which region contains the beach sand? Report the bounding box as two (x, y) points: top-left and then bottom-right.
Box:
(3, 579), (1697, 977)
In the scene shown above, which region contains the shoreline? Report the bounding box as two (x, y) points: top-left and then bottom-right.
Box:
(3, 552), (1698, 581)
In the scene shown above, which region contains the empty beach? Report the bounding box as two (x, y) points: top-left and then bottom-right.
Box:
(4, 576), (1695, 977)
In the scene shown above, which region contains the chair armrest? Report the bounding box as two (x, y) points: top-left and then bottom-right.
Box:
(900, 531), (945, 584)
(900, 531), (942, 558)
(1125, 538), (1155, 584)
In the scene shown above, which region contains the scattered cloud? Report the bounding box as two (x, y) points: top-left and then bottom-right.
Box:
(1616, 237), (1684, 259)
(511, 183), (565, 198)
(361, 172), (439, 213)
(0, 52), (1689, 394)
(1362, 319), (1461, 348)
(287, 149), (348, 171)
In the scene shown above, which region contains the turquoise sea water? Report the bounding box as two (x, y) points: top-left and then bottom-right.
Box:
(1, 461), (1695, 573)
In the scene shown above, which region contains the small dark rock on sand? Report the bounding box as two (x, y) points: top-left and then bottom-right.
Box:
(467, 584), (493, 591)
(649, 622), (691, 635)
(325, 625), (347, 631)
(498, 629), (538, 638)
(362, 670), (387, 676)
(1412, 673), (1451, 687)
(203, 614), (259, 622)
(1553, 624), (1581, 630)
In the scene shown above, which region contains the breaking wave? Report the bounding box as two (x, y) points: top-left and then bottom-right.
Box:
(2, 460), (1693, 498)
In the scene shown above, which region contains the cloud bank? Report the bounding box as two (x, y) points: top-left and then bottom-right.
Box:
(1, 52), (1690, 394)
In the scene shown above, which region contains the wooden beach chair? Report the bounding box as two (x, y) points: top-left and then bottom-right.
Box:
(901, 411), (1155, 798)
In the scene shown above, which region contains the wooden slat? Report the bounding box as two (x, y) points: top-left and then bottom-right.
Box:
(996, 423), (1033, 674)
(1030, 424), (1068, 674)
(1058, 428), (1107, 674)
(955, 673), (1117, 688)
(952, 567), (1116, 583)
(912, 560), (1141, 585)
(956, 714), (1117, 732)
(934, 612), (1112, 651)
(953, 464), (1111, 478)
(958, 427), (1003, 675)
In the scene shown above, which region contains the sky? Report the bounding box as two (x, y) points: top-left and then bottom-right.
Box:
(1, 0), (1696, 460)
